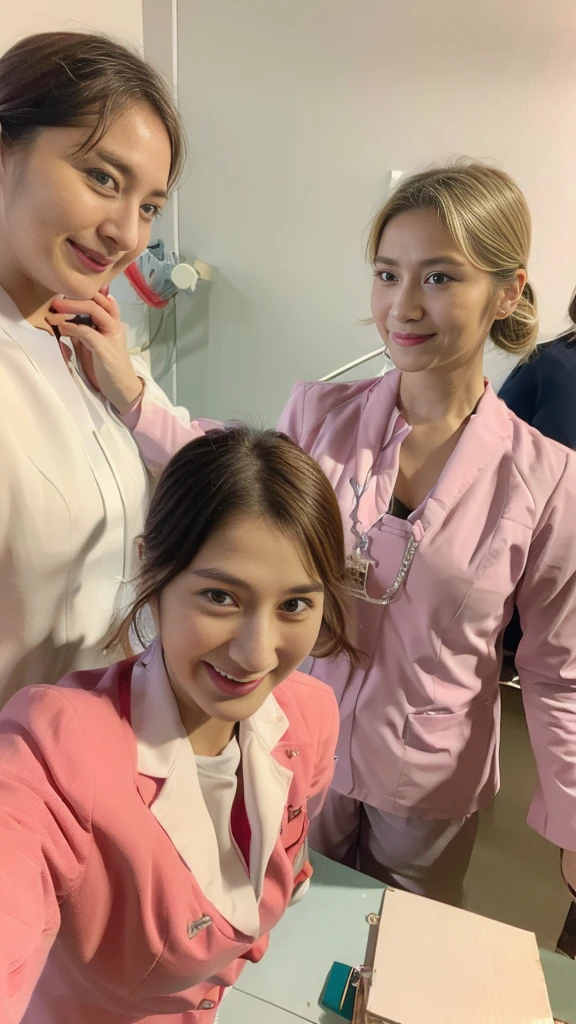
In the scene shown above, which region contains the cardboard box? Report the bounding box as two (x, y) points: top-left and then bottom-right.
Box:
(355, 888), (554, 1023)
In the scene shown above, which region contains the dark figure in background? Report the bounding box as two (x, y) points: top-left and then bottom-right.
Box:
(500, 322), (576, 449)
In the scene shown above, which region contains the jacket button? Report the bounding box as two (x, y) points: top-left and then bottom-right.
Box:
(199, 1000), (215, 1009)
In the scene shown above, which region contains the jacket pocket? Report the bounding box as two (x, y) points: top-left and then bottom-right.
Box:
(395, 698), (498, 817)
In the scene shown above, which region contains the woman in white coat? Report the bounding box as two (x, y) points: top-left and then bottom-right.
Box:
(0, 31), (202, 704)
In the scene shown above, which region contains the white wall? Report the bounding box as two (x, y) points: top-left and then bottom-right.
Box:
(170, 0), (576, 424)
(0, 2), (142, 51)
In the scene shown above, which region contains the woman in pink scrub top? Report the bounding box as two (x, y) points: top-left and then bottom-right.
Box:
(108, 163), (576, 912)
(277, 163), (576, 906)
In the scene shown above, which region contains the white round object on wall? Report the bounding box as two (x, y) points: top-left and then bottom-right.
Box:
(171, 263), (200, 291)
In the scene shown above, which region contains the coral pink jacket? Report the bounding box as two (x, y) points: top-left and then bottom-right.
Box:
(0, 641), (338, 1023)
(121, 370), (576, 848)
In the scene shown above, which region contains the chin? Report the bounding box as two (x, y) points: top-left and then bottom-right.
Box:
(63, 272), (112, 300)
(388, 350), (437, 373)
(54, 254), (119, 300)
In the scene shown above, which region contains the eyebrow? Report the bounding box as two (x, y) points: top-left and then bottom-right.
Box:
(92, 147), (169, 200)
(189, 568), (325, 595)
(374, 255), (467, 268)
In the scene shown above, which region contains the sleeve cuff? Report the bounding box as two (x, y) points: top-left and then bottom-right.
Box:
(116, 380), (146, 430)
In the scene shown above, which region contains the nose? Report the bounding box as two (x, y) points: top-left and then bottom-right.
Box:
(389, 279), (424, 324)
(99, 199), (143, 256)
(227, 612), (277, 676)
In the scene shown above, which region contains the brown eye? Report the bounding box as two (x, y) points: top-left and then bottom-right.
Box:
(280, 598), (310, 614)
(426, 272), (452, 285)
(203, 589), (234, 606)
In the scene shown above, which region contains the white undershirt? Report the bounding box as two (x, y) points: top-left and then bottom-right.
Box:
(194, 736), (259, 929)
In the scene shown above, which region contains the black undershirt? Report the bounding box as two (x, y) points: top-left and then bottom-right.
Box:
(388, 495), (414, 520)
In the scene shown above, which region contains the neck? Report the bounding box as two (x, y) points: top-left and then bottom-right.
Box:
(175, 696), (236, 757)
(0, 260), (57, 330)
(398, 360), (486, 427)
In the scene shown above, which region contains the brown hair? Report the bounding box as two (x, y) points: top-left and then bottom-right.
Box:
(107, 427), (357, 663)
(367, 161), (538, 359)
(0, 31), (186, 189)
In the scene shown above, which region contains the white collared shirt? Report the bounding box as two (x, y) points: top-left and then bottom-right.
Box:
(0, 285), (153, 702)
(131, 641), (294, 938)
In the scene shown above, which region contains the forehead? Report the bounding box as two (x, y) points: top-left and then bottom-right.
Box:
(378, 207), (461, 257)
(34, 103), (172, 195)
(192, 516), (315, 584)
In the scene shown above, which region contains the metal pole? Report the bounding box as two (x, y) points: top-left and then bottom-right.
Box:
(319, 346), (387, 382)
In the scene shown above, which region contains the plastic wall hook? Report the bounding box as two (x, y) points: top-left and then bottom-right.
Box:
(171, 263), (200, 292)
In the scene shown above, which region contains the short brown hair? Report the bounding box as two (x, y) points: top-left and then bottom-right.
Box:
(367, 161), (538, 360)
(0, 31), (186, 189)
(107, 428), (357, 664)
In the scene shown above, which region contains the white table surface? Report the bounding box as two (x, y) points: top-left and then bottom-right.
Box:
(219, 851), (576, 1024)
(219, 989), (305, 1022)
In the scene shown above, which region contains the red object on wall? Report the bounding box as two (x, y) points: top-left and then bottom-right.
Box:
(124, 261), (170, 309)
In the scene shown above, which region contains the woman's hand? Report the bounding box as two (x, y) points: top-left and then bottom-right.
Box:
(46, 292), (144, 414)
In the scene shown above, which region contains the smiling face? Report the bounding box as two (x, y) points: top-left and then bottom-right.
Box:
(0, 102), (171, 311)
(154, 514), (326, 734)
(370, 207), (523, 376)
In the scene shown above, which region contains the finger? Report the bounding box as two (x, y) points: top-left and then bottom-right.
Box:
(46, 313), (93, 327)
(75, 343), (100, 391)
(95, 291), (122, 324)
(51, 291), (120, 322)
(104, 292), (121, 315)
(50, 296), (115, 333)
(51, 321), (104, 352)
(91, 290), (120, 318)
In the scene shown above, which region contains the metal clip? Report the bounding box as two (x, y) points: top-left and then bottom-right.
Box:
(188, 914), (212, 939)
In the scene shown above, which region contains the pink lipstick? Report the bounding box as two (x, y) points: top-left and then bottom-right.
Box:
(203, 661), (264, 698)
(67, 239), (115, 273)
(389, 332), (436, 348)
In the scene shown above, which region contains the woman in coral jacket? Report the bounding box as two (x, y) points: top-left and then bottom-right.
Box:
(110, 164), (576, 912)
(0, 427), (353, 1024)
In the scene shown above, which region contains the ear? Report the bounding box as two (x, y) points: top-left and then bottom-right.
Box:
(494, 269), (528, 320)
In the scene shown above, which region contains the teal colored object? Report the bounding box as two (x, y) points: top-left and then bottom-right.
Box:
(321, 962), (359, 1020)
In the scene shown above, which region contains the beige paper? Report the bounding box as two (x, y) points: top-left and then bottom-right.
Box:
(366, 888), (553, 1023)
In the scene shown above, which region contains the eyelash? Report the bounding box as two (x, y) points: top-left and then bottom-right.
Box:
(86, 168), (162, 220)
(200, 589), (313, 615)
(375, 270), (454, 285)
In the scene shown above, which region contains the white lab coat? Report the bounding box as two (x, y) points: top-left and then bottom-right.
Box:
(0, 286), (186, 706)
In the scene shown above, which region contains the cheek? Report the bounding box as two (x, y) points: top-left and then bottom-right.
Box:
(370, 283), (387, 319)
(280, 613), (324, 665)
(10, 182), (90, 252)
(160, 604), (227, 661)
(441, 288), (493, 331)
